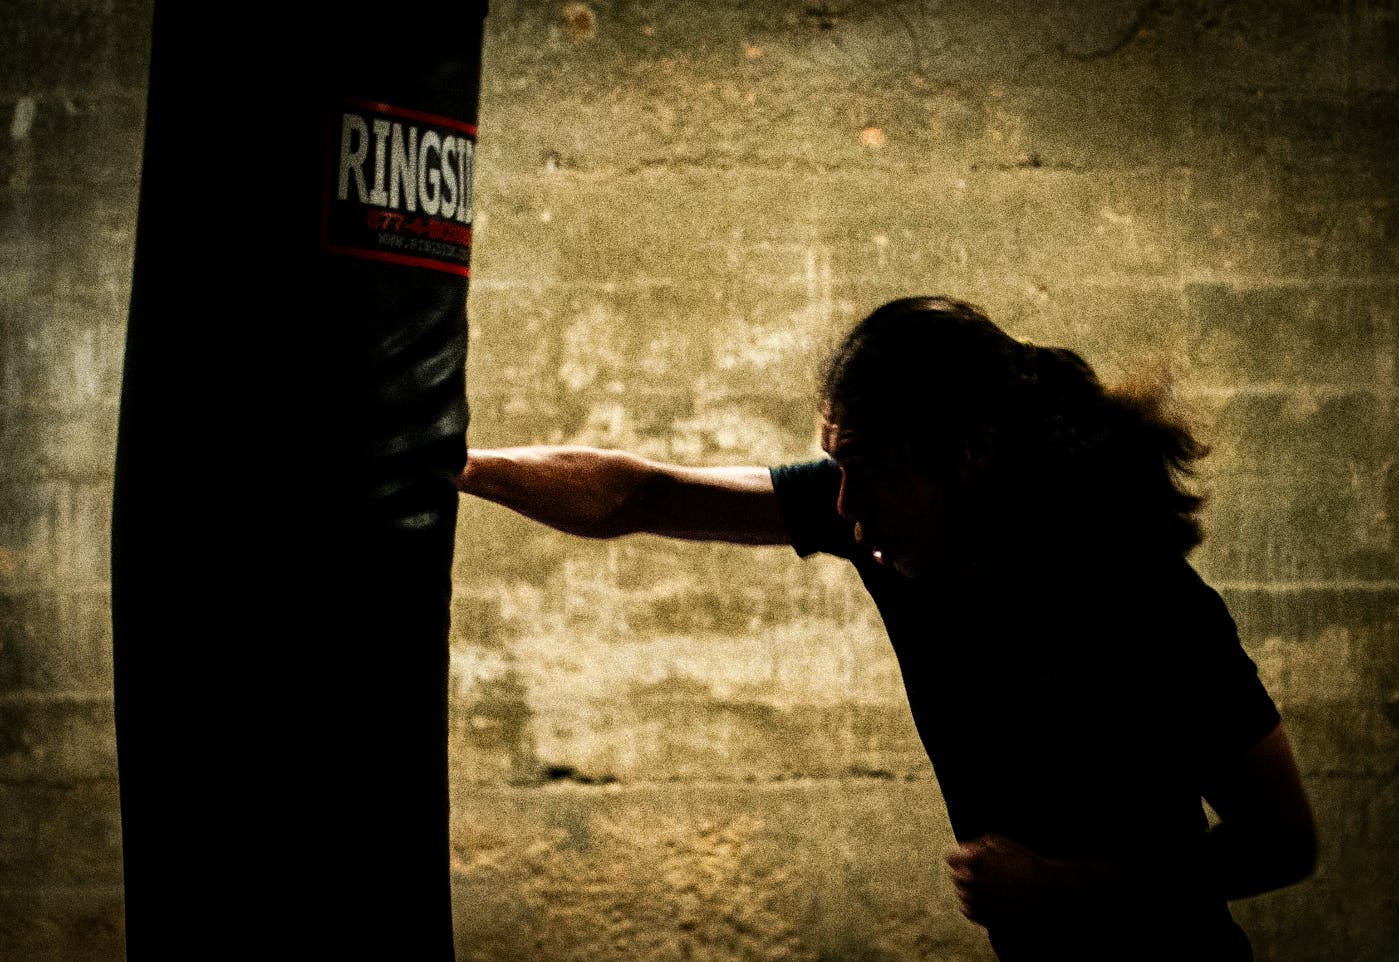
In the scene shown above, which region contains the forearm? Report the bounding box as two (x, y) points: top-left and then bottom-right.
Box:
(960, 820), (1315, 929)
(1063, 726), (1315, 907)
(456, 446), (658, 538)
(1050, 821), (1314, 914)
(1197, 819), (1317, 901)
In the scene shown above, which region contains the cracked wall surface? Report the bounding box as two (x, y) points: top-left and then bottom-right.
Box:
(3, 1), (1397, 960)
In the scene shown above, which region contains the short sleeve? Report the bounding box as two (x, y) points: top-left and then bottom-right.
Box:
(1169, 566), (1282, 776)
(768, 459), (859, 560)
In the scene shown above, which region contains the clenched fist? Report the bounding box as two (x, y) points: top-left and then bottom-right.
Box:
(945, 833), (1091, 929)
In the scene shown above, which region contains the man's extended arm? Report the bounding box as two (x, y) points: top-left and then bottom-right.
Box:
(455, 446), (789, 545)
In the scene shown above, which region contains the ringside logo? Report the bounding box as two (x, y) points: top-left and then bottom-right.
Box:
(322, 98), (476, 276)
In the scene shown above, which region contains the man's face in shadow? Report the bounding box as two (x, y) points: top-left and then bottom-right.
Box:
(820, 405), (967, 579)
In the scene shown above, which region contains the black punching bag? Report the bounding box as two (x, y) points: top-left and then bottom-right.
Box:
(111, 6), (486, 958)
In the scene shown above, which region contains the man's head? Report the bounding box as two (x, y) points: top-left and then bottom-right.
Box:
(818, 296), (1024, 577)
(819, 295), (1213, 574)
(819, 403), (959, 577)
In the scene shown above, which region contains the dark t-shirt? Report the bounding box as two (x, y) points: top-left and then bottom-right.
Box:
(770, 458), (1281, 961)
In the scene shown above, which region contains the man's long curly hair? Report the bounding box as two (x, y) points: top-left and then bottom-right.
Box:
(821, 296), (1209, 557)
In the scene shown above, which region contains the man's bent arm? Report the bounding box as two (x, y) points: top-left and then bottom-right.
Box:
(1198, 722), (1318, 900)
(456, 446), (789, 545)
(947, 722), (1317, 928)
(1065, 722), (1317, 905)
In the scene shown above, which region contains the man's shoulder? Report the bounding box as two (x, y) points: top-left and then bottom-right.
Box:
(768, 457), (840, 511)
(770, 456), (839, 484)
(768, 457), (851, 560)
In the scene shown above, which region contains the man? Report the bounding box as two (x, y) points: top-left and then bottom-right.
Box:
(456, 296), (1316, 960)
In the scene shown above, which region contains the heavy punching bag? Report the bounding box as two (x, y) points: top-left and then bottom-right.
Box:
(111, 5), (486, 957)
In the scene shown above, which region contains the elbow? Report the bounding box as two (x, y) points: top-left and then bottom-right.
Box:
(1262, 820), (1319, 891)
(574, 454), (661, 539)
(599, 464), (664, 538)
(1285, 823), (1319, 885)
(575, 514), (636, 540)
(1281, 792), (1321, 886)
(559, 500), (638, 540)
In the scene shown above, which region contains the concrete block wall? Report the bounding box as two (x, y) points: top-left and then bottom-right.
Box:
(0, 0), (145, 958)
(2, 1), (1395, 960)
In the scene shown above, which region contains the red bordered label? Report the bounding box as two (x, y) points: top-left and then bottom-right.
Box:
(322, 98), (476, 276)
